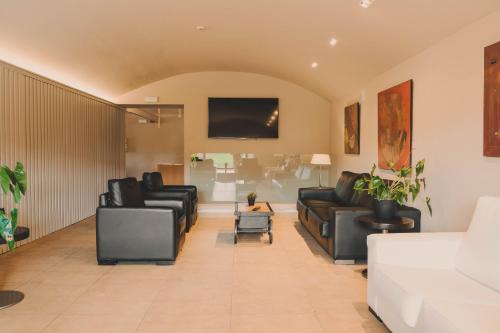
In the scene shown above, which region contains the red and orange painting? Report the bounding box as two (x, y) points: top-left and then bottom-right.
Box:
(377, 80), (413, 170)
(344, 103), (360, 154)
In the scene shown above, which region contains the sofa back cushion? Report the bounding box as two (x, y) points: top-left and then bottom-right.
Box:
(142, 172), (164, 191)
(335, 171), (361, 204)
(455, 196), (500, 292)
(108, 177), (145, 207)
(349, 173), (376, 208)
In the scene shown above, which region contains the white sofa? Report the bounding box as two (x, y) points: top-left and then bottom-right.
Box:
(367, 196), (500, 333)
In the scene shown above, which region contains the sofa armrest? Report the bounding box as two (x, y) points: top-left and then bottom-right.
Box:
(96, 207), (178, 261)
(144, 191), (188, 214)
(163, 186), (197, 202)
(96, 207), (177, 227)
(298, 187), (337, 202)
(329, 206), (374, 260)
(367, 232), (465, 269)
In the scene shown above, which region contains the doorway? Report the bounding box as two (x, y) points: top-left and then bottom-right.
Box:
(123, 105), (184, 184)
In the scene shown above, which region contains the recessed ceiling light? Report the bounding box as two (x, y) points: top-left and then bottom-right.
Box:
(196, 25), (207, 31)
(329, 38), (338, 46)
(360, 0), (375, 8)
(311, 62), (319, 69)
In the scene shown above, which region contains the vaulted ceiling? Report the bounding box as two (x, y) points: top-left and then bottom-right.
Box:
(1, 0), (499, 101)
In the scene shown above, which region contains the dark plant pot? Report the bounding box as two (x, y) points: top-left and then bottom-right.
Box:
(375, 200), (397, 219)
(248, 199), (255, 206)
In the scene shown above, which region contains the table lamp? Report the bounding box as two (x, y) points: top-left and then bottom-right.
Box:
(310, 154), (331, 187)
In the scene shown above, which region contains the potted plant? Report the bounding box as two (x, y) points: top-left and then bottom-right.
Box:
(353, 159), (432, 219)
(247, 192), (257, 206)
(0, 162), (27, 251)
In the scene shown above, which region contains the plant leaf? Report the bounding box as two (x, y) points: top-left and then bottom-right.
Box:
(12, 183), (21, 204)
(0, 167), (10, 194)
(0, 213), (14, 250)
(416, 159), (425, 177)
(10, 208), (18, 232)
(353, 178), (366, 191)
(14, 162), (27, 195)
(426, 197), (433, 216)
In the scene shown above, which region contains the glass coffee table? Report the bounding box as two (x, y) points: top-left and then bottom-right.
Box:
(234, 202), (274, 244)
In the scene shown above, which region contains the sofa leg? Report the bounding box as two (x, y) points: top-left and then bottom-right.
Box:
(97, 259), (117, 265)
(156, 260), (175, 266)
(334, 259), (356, 265)
(369, 307), (383, 323)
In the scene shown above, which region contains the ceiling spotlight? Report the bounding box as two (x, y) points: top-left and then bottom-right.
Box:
(360, 0), (375, 8)
(271, 115), (276, 120)
(311, 62), (319, 69)
(273, 110), (279, 116)
(196, 25), (207, 31)
(329, 38), (338, 46)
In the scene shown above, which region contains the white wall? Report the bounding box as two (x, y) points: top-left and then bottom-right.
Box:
(117, 71), (332, 183)
(331, 10), (500, 232)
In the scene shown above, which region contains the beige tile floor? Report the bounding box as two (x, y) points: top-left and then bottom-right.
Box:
(0, 213), (389, 333)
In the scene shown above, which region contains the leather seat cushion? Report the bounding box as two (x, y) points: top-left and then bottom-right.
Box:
(375, 264), (500, 328)
(144, 200), (185, 221)
(108, 178), (145, 207)
(303, 199), (342, 209)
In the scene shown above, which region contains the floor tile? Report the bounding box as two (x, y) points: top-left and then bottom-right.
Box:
(0, 213), (387, 332)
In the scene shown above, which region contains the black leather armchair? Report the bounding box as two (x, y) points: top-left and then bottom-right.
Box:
(142, 172), (198, 232)
(297, 171), (421, 263)
(96, 177), (186, 265)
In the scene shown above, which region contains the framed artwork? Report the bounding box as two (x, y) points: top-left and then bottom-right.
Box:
(484, 41), (500, 157)
(378, 80), (413, 170)
(344, 102), (360, 154)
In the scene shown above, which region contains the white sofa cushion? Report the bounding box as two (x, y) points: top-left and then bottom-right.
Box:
(374, 264), (500, 327)
(455, 196), (500, 292)
(417, 299), (500, 333)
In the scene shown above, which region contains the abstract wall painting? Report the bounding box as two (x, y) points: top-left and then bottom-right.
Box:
(378, 80), (413, 170)
(484, 41), (500, 157)
(344, 103), (360, 154)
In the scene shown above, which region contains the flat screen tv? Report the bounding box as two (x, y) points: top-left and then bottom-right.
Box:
(208, 97), (279, 139)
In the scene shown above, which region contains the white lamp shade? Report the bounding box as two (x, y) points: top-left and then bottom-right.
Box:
(310, 154), (331, 165)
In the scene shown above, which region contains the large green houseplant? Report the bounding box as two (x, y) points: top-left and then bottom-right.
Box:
(0, 162), (27, 251)
(353, 159), (432, 219)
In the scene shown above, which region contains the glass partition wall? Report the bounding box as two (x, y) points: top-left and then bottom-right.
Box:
(190, 153), (330, 203)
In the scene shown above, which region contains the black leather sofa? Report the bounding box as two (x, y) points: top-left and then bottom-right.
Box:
(96, 177), (186, 265)
(297, 171), (421, 263)
(142, 172), (198, 232)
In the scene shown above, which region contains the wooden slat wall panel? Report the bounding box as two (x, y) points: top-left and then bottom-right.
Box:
(0, 61), (125, 253)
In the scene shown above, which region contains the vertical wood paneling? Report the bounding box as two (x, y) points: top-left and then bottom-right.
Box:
(0, 61), (125, 253)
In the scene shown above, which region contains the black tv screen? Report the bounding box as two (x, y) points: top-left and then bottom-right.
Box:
(208, 98), (279, 138)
